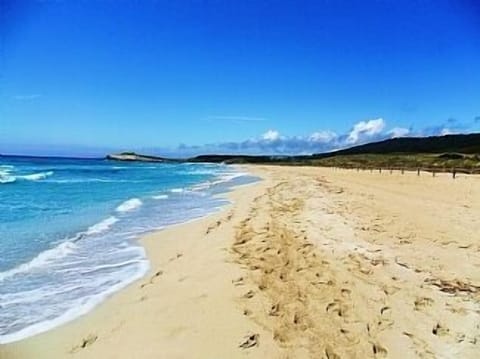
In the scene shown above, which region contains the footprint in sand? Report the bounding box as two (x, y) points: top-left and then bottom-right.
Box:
(341, 288), (352, 298)
(293, 312), (304, 325)
(370, 258), (387, 266)
(168, 253), (184, 262)
(380, 306), (391, 315)
(71, 334), (98, 353)
(140, 270), (163, 288)
(243, 308), (252, 316)
(243, 290), (255, 299)
(414, 297), (434, 311)
(326, 301), (348, 317)
(269, 303), (280, 316)
(372, 343), (388, 358)
(325, 346), (341, 359)
(359, 266), (373, 275)
(239, 333), (259, 349)
(382, 285), (400, 295)
(232, 277), (245, 286)
(205, 225), (214, 234)
(432, 323), (449, 337)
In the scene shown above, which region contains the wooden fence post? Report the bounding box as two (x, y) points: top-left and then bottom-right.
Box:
(417, 168), (420, 176)
(453, 168), (456, 179)
(401, 168), (404, 175)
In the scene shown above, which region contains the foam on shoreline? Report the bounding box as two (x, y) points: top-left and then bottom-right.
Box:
(0, 165), (258, 344)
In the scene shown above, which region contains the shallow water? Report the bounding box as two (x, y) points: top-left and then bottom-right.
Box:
(0, 156), (255, 343)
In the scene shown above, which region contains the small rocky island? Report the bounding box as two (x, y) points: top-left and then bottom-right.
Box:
(106, 152), (180, 162)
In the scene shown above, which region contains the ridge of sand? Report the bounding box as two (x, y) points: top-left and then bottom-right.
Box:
(1, 166), (479, 358)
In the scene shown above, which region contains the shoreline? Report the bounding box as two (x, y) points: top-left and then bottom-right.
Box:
(0, 167), (273, 358)
(2, 165), (479, 358)
(0, 164), (255, 346)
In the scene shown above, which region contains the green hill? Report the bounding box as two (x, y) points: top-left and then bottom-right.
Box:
(107, 133), (480, 170)
(313, 133), (480, 158)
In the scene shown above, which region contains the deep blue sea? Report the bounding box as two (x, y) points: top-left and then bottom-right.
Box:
(0, 156), (255, 343)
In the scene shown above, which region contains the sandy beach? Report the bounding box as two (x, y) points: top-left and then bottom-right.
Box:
(1, 165), (479, 359)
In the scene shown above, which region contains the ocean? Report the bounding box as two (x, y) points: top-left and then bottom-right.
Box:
(0, 156), (255, 344)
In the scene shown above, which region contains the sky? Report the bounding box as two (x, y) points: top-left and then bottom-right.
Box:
(1, 0), (479, 157)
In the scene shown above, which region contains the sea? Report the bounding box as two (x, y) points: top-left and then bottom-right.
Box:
(0, 156), (256, 344)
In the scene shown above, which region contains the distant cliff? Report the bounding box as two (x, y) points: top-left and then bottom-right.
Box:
(106, 152), (180, 163)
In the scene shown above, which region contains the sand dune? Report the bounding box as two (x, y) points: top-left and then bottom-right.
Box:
(1, 166), (479, 358)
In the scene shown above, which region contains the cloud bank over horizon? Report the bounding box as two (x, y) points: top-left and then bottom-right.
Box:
(164, 117), (478, 157)
(1, 117), (478, 158)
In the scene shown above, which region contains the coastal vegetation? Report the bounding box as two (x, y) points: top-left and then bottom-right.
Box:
(107, 133), (480, 171)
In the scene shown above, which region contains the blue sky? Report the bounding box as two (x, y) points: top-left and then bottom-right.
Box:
(1, 0), (479, 157)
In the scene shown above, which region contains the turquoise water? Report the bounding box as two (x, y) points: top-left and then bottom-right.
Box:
(0, 156), (254, 343)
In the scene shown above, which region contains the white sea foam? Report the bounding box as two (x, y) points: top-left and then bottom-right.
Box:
(191, 182), (211, 191)
(152, 194), (169, 199)
(170, 188), (184, 193)
(0, 176), (16, 184)
(0, 259), (149, 344)
(78, 259), (146, 275)
(0, 167), (15, 183)
(217, 171), (249, 183)
(86, 216), (119, 235)
(49, 178), (142, 184)
(0, 170), (54, 183)
(0, 241), (77, 282)
(0, 283), (95, 306)
(19, 171), (54, 181)
(190, 171), (249, 192)
(116, 198), (143, 213)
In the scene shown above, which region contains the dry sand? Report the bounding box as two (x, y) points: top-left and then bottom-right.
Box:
(1, 166), (479, 358)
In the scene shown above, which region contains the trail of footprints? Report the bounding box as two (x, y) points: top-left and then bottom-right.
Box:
(231, 179), (379, 358)
(231, 175), (479, 358)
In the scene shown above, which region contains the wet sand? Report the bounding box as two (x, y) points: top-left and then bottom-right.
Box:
(1, 166), (479, 358)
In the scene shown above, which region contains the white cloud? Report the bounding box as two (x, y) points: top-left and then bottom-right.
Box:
(347, 118), (385, 144)
(388, 127), (410, 138)
(166, 117), (474, 157)
(309, 130), (337, 143)
(440, 128), (457, 136)
(262, 129), (281, 141)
